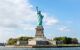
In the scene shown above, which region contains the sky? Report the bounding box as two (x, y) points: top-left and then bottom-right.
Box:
(0, 0), (80, 43)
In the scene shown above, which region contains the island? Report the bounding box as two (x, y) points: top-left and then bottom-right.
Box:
(5, 7), (80, 48)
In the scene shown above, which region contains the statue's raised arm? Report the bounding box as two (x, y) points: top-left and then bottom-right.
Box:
(36, 7), (39, 13)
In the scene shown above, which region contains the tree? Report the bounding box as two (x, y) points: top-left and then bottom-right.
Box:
(54, 37), (67, 43)
(72, 38), (78, 44)
(18, 37), (33, 41)
(7, 38), (17, 45)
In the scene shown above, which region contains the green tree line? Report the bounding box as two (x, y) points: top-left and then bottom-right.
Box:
(53, 37), (78, 44)
(7, 36), (33, 45)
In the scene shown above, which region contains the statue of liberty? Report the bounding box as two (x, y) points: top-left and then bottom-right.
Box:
(36, 7), (44, 26)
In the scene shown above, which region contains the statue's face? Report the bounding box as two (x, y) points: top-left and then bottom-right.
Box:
(39, 11), (41, 14)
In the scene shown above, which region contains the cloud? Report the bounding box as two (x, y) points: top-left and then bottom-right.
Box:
(43, 13), (59, 26)
(58, 26), (71, 32)
(0, 0), (37, 42)
(45, 17), (59, 26)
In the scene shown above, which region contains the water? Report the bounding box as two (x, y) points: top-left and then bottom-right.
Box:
(0, 47), (80, 50)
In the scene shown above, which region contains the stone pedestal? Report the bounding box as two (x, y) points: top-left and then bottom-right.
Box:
(35, 26), (44, 38)
(28, 26), (49, 45)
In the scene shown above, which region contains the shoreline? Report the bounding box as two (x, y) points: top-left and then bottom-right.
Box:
(5, 45), (80, 48)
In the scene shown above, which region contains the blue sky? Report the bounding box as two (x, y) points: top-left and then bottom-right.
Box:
(0, 0), (80, 42)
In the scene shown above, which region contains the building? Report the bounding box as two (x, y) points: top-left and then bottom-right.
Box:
(16, 40), (28, 46)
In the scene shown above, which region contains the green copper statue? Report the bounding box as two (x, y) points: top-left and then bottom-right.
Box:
(36, 7), (44, 26)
